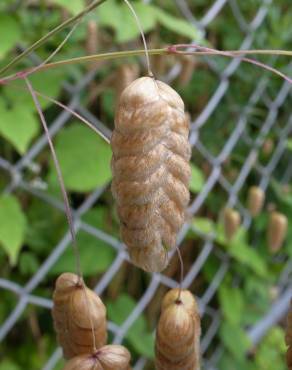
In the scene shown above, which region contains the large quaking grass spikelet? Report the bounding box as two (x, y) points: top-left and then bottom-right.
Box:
(111, 76), (191, 272)
(52, 273), (107, 359)
(155, 289), (201, 370)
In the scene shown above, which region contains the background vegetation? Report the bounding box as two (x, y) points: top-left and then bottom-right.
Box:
(0, 0), (291, 369)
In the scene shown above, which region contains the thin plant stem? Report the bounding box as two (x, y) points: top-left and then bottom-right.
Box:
(2, 47), (290, 86)
(0, 0), (108, 76)
(175, 244), (184, 303)
(122, 0), (152, 76)
(24, 77), (82, 279)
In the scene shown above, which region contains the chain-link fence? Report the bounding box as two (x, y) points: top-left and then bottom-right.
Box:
(0, 0), (291, 369)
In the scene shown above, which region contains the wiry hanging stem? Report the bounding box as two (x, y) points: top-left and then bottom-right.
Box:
(24, 77), (82, 278)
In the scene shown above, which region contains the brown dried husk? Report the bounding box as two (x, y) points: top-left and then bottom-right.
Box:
(111, 77), (191, 272)
(52, 273), (107, 359)
(247, 186), (265, 217)
(286, 302), (292, 370)
(267, 212), (288, 253)
(62, 345), (131, 370)
(155, 289), (201, 370)
(223, 208), (241, 242)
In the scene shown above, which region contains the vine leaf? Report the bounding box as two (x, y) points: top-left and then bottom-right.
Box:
(0, 13), (21, 58)
(0, 195), (27, 265)
(48, 123), (112, 192)
(0, 100), (39, 154)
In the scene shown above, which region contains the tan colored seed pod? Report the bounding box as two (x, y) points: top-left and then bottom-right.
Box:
(155, 289), (201, 370)
(262, 138), (274, 156)
(178, 56), (196, 86)
(63, 345), (131, 370)
(52, 272), (107, 359)
(111, 77), (191, 272)
(223, 208), (241, 242)
(86, 20), (98, 56)
(115, 64), (140, 99)
(247, 186), (265, 217)
(267, 212), (288, 253)
(285, 301), (292, 370)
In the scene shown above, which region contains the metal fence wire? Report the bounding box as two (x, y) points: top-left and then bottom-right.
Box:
(0, 0), (292, 369)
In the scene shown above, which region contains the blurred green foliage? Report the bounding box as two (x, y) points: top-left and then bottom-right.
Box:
(0, 0), (291, 369)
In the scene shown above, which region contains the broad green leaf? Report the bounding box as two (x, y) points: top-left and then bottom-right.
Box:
(190, 164), (205, 193)
(228, 242), (268, 277)
(155, 7), (203, 41)
(19, 252), (39, 275)
(0, 100), (39, 154)
(4, 70), (63, 110)
(192, 217), (215, 235)
(286, 138), (292, 151)
(49, 123), (112, 192)
(220, 322), (250, 360)
(50, 208), (115, 276)
(219, 285), (244, 324)
(107, 294), (155, 358)
(99, 1), (156, 42)
(255, 327), (286, 370)
(52, 0), (84, 15)
(0, 361), (21, 370)
(0, 14), (21, 58)
(0, 195), (27, 265)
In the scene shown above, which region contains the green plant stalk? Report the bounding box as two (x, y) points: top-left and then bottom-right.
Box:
(27, 48), (292, 73)
(0, 0), (108, 76)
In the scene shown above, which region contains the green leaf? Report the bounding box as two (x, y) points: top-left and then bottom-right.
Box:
(4, 70), (63, 110)
(255, 327), (286, 370)
(107, 294), (155, 358)
(155, 7), (203, 41)
(190, 164), (205, 193)
(0, 100), (39, 154)
(191, 217), (215, 236)
(220, 322), (251, 360)
(0, 360), (21, 370)
(52, 0), (85, 15)
(50, 208), (115, 276)
(49, 123), (112, 192)
(0, 195), (27, 265)
(0, 14), (21, 58)
(19, 252), (39, 275)
(286, 138), (292, 151)
(228, 242), (268, 277)
(219, 285), (244, 325)
(99, 2), (156, 43)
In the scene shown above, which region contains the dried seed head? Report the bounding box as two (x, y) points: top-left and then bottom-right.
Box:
(262, 138), (274, 156)
(52, 273), (107, 359)
(111, 77), (191, 272)
(161, 288), (199, 319)
(178, 55), (195, 86)
(115, 64), (140, 99)
(155, 289), (201, 370)
(247, 186), (265, 217)
(286, 301), (292, 370)
(223, 208), (241, 242)
(86, 20), (98, 56)
(267, 212), (288, 253)
(62, 345), (131, 370)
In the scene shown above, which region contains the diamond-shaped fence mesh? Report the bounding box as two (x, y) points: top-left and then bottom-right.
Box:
(0, 0), (291, 369)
